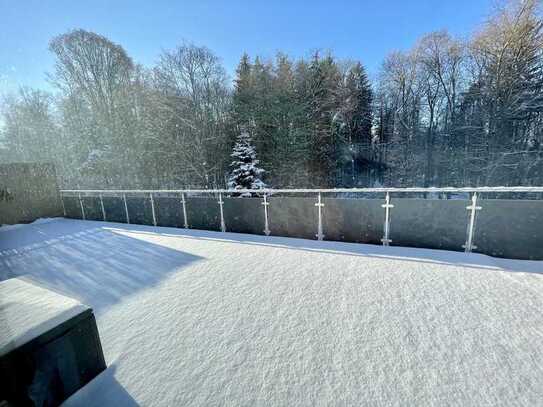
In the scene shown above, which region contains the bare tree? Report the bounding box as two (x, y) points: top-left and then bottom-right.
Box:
(152, 42), (230, 187)
(49, 30), (133, 118)
(1, 88), (59, 163)
(48, 29), (140, 187)
(468, 0), (543, 184)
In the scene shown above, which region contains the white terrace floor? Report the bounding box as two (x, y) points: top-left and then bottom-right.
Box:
(1, 218), (543, 406)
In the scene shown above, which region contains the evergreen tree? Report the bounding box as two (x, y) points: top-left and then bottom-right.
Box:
(307, 52), (344, 187)
(232, 53), (254, 129)
(343, 62), (374, 185)
(345, 63), (373, 146)
(228, 131), (266, 196)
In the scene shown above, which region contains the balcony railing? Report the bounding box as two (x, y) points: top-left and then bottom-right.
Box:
(60, 187), (543, 260)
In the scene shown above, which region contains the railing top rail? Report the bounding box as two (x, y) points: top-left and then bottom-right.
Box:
(60, 186), (543, 194)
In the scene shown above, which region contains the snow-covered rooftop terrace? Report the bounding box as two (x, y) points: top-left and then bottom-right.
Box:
(1, 218), (543, 406)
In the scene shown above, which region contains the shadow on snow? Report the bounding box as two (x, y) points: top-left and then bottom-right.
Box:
(0, 219), (204, 313)
(99, 222), (543, 275)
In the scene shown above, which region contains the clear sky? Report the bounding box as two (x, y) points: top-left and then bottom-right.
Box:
(1, 0), (494, 94)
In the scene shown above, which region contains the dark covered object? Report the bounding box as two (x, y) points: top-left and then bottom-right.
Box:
(0, 279), (106, 407)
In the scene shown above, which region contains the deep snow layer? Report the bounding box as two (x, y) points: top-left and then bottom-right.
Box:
(1, 219), (542, 406)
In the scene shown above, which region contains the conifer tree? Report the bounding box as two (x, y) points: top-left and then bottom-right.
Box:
(232, 53), (254, 128)
(228, 131), (266, 196)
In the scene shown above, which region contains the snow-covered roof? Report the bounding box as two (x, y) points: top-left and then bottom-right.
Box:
(1, 219), (542, 406)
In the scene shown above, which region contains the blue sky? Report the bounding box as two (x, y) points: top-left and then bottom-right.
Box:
(1, 0), (493, 94)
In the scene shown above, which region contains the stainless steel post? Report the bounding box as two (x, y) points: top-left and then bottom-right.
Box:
(123, 194), (130, 224)
(262, 193), (270, 236)
(315, 192), (325, 241)
(181, 193), (189, 228)
(78, 193), (86, 220)
(99, 194), (106, 221)
(381, 192), (393, 246)
(150, 193), (157, 226)
(463, 192), (482, 252)
(218, 192), (226, 232)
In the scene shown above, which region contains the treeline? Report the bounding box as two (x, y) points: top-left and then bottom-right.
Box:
(377, 0), (543, 187)
(1, 0), (542, 188)
(2, 35), (232, 189)
(231, 53), (372, 187)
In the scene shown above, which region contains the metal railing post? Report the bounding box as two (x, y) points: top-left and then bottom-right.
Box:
(315, 192), (325, 241)
(78, 193), (86, 220)
(463, 192), (482, 252)
(381, 192), (393, 246)
(99, 194), (106, 221)
(181, 193), (189, 228)
(150, 193), (157, 226)
(123, 193), (130, 224)
(262, 193), (270, 236)
(61, 195), (66, 217)
(218, 192), (226, 232)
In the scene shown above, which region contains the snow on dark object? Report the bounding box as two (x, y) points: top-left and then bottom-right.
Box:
(0, 279), (88, 356)
(0, 278), (106, 406)
(227, 131), (266, 197)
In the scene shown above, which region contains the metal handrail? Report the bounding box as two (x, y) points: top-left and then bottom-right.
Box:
(60, 186), (543, 194)
(59, 186), (543, 256)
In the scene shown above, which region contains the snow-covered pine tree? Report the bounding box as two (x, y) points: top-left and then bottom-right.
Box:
(228, 131), (266, 196)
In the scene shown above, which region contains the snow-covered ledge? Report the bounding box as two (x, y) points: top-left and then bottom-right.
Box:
(0, 278), (106, 406)
(0, 279), (88, 356)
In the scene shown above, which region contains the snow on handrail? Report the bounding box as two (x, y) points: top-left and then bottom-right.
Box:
(60, 186), (543, 194)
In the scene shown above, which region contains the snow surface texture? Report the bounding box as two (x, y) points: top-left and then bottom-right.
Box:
(1, 218), (542, 406)
(0, 278), (88, 356)
(0, 217), (59, 231)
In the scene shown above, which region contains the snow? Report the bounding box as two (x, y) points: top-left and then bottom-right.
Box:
(0, 217), (60, 231)
(0, 278), (88, 356)
(1, 218), (543, 406)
